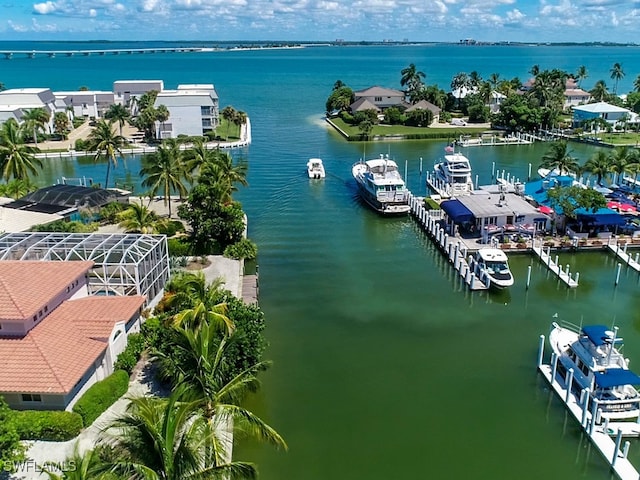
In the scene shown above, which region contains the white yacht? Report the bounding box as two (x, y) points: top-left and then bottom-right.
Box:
(474, 248), (514, 289)
(307, 158), (325, 179)
(352, 154), (410, 215)
(429, 152), (474, 197)
(549, 322), (640, 420)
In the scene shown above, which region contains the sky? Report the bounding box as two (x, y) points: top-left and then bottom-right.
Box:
(0, 0), (639, 43)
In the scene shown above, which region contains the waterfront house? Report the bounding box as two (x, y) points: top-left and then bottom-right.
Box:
(0, 260), (145, 410)
(572, 102), (636, 129)
(564, 88), (590, 109)
(153, 84), (219, 139)
(405, 100), (441, 123)
(350, 86), (406, 113)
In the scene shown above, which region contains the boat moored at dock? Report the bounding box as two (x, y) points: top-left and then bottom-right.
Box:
(473, 248), (514, 289)
(549, 322), (640, 420)
(352, 154), (410, 215)
(428, 152), (474, 198)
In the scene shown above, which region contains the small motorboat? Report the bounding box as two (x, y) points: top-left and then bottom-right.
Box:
(307, 158), (325, 179)
(474, 248), (514, 289)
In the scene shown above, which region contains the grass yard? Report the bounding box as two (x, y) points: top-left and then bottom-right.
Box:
(328, 117), (490, 140)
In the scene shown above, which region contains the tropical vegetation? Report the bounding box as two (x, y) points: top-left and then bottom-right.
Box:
(86, 119), (126, 188)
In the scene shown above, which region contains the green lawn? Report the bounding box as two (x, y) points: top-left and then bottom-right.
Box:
(596, 131), (640, 146)
(328, 117), (489, 140)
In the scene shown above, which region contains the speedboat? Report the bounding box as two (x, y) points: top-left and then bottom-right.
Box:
(307, 158), (325, 179)
(549, 322), (640, 420)
(474, 248), (514, 289)
(352, 154), (410, 215)
(432, 152), (474, 197)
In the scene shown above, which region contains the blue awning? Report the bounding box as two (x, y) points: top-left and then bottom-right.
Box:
(440, 199), (474, 223)
(594, 369), (640, 388)
(575, 208), (626, 227)
(582, 325), (618, 346)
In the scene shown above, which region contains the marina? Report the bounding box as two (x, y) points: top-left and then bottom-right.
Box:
(6, 41), (640, 480)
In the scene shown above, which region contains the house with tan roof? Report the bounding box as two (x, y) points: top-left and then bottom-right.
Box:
(350, 86), (406, 113)
(0, 261), (145, 410)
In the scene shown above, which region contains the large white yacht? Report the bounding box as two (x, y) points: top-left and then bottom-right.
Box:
(352, 154), (410, 215)
(549, 322), (640, 420)
(429, 152), (474, 198)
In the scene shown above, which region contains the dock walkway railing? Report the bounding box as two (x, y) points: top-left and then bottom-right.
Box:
(408, 193), (489, 290)
(532, 238), (579, 287)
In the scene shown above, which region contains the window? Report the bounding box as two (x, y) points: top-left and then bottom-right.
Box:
(39, 310), (43, 318)
(33, 315), (37, 322)
(375, 96), (382, 102)
(44, 305), (48, 313)
(201, 106), (212, 116)
(22, 394), (42, 402)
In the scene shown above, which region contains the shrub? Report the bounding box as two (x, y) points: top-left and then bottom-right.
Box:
(72, 370), (129, 427)
(113, 333), (146, 374)
(156, 220), (185, 237)
(12, 410), (83, 441)
(224, 238), (258, 260)
(167, 237), (192, 257)
(75, 139), (89, 151)
(423, 198), (441, 210)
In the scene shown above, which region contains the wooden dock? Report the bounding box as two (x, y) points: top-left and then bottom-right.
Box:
(409, 194), (489, 290)
(537, 335), (640, 480)
(242, 274), (258, 305)
(456, 132), (535, 147)
(608, 242), (640, 273)
(532, 240), (579, 287)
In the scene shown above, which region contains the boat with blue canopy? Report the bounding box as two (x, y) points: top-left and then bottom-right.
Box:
(549, 322), (640, 420)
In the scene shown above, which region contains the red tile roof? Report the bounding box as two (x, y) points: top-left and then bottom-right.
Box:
(0, 295), (145, 394)
(0, 261), (93, 320)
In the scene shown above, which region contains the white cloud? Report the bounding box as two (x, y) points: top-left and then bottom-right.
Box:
(89, 8), (97, 16)
(33, 1), (58, 14)
(7, 20), (29, 32)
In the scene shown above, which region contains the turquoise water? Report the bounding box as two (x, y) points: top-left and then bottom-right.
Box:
(4, 43), (640, 478)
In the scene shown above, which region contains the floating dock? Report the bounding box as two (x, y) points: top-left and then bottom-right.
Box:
(537, 335), (640, 480)
(408, 194), (489, 290)
(532, 240), (579, 287)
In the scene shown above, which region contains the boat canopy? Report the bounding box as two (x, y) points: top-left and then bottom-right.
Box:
(582, 325), (622, 346)
(594, 369), (640, 388)
(441, 199), (474, 223)
(575, 208), (626, 227)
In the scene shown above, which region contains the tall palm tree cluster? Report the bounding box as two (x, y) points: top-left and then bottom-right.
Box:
(45, 272), (286, 480)
(220, 106), (248, 141)
(541, 140), (640, 187)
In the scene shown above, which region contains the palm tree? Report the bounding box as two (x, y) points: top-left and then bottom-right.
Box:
(102, 392), (260, 480)
(488, 73), (500, 90)
(610, 62), (625, 95)
(22, 107), (50, 147)
(400, 63), (426, 94)
(140, 138), (189, 217)
(53, 112), (71, 139)
(634, 74), (640, 93)
(232, 110), (247, 140)
(589, 80), (609, 102)
(0, 178), (36, 199)
(154, 322), (287, 448)
(199, 150), (248, 203)
(468, 71), (482, 88)
(87, 119), (125, 188)
(156, 104), (170, 139)
(540, 141), (580, 176)
(575, 65), (588, 87)
(117, 200), (163, 234)
(221, 106), (237, 141)
(43, 444), (108, 480)
(0, 118), (42, 181)
(529, 64), (540, 77)
(583, 150), (611, 185)
(609, 146), (633, 184)
(104, 103), (130, 137)
(161, 271), (225, 314)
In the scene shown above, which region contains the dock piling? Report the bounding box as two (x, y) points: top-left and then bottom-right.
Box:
(616, 263), (622, 286)
(527, 265), (532, 289)
(613, 429), (623, 467)
(537, 335), (545, 367)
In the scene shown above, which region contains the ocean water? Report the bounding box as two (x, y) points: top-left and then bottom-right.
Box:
(4, 42), (640, 479)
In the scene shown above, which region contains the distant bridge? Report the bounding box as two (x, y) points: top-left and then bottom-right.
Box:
(1, 47), (206, 59)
